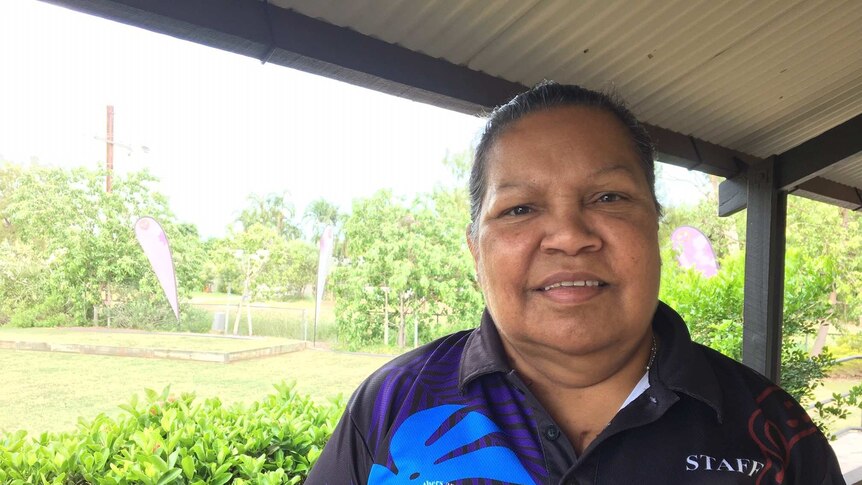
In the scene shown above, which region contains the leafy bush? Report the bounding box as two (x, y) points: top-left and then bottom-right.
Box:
(659, 244), (862, 432)
(7, 295), (75, 328)
(0, 383), (341, 484)
(105, 295), (210, 333)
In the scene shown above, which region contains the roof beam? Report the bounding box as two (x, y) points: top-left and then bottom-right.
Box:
(41, 0), (526, 114)
(777, 113), (862, 190)
(790, 177), (862, 211)
(45, 0), (759, 180)
(718, 172), (748, 217)
(648, 125), (756, 179)
(719, 113), (862, 214)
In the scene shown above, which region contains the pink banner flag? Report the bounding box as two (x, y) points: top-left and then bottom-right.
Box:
(134, 217), (180, 320)
(313, 226), (335, 344)
(670, 226), (719, 278)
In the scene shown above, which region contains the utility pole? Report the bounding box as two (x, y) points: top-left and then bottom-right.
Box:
(106, 105), (114, 193)
(101, 105), (115, 326)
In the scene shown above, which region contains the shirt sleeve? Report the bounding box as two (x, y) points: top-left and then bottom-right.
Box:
(817, 441), (847, 485)
(305, 408), (375, 485)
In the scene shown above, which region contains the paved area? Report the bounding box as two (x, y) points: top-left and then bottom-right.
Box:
(0, 333), (305, 363)
(833, 430), (862, 484)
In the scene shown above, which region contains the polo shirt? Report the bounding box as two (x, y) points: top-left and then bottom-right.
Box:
(306, 302), (845, 484)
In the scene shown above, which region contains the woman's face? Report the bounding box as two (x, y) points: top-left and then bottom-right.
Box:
(468, 106), (661, 359)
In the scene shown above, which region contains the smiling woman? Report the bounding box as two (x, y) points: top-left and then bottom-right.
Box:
(306, 82), (844, 485)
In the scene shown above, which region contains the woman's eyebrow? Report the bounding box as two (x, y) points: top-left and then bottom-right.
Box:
(491, 164), (639, 193)
(588, 164), (638, 179)
(494, 181), (536, 192)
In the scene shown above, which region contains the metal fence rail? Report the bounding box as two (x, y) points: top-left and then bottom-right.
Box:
(189, 302), (319, 341)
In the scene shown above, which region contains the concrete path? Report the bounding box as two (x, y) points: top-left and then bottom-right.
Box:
(833, 430), (862, 484)
(0, 333), (305, 363)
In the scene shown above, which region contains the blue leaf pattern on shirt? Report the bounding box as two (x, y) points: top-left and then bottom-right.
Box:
(368, 404), (537, 484)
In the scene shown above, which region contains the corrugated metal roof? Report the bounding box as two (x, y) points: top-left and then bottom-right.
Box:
(275, 0), (862, 185)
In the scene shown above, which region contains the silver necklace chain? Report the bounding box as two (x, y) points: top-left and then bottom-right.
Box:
(645, 334), (658, 372)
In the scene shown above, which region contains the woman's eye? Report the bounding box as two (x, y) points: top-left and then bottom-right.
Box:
(505, 206), (532, 216)
(596, 193), (623, 203)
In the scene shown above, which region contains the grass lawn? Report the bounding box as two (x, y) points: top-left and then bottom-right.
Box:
(0, 347), (391, 436)
(1, 323), (858, 440)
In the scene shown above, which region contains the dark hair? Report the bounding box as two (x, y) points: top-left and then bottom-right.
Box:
(468, 81), (661, 238)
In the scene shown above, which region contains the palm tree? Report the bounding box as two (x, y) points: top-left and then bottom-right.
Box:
(237, 192), (301, 239)
(303, 198), (340, 243)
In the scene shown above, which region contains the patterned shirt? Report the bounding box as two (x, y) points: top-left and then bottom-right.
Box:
(306, 302), (844, 484)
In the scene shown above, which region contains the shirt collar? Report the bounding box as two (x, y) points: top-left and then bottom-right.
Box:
(457, 302), (724, 422)
(458, 308), (511, 390)
(651, 301), (725, 422)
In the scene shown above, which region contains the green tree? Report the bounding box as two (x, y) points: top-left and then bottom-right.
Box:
(203, 224), (317, 301)
(0, 162), (205, 326)
(333, 186), (482, 350)
(237, 192), (301, 240)
(303, 197), (341, 243)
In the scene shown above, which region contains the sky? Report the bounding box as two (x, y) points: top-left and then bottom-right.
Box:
(0, 1), (705, 239)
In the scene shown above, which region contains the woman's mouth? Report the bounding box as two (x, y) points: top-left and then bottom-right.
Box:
(541, 280), (607, 291)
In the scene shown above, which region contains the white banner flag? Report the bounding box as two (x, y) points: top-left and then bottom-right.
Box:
(313, 226), (335, 344)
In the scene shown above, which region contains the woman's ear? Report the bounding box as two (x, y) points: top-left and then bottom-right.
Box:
(466, 223), (484, 287)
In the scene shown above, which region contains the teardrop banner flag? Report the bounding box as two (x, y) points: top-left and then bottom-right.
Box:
(670, 226), (719, 278)
(134, 217), (180, 320)
(313, 225), (335, 345)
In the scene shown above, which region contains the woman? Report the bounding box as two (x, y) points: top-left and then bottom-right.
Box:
(306, 82), (843, 484)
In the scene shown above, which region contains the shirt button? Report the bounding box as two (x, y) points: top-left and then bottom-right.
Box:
(544, 424), (560, 441)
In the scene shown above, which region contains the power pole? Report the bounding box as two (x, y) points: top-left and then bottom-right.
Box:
(102, 105), (115, 326)
(106, 105), (114, 193)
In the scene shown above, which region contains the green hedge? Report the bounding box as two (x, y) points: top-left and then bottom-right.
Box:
(0, 383), (342, 484)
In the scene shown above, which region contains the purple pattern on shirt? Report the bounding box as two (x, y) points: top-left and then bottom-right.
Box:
(367, 330), (548, 484)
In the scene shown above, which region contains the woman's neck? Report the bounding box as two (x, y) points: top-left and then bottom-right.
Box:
(502, 332), (655, 454)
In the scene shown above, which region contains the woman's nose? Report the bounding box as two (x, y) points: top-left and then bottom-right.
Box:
(539, 210), (603, 255)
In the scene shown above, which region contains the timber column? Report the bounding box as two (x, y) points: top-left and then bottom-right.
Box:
(742, 156), (787, 383)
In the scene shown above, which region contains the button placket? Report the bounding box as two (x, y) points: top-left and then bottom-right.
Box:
(544, 424), (561, 441)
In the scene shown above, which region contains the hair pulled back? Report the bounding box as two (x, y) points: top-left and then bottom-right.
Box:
(469, 81), (661, 238)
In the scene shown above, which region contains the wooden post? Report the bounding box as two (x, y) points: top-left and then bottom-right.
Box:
(742, 157), (787, 383)
(106, 105), (114, 193)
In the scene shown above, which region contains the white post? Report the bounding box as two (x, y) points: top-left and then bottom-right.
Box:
(383, 287), (390, 346)
(224, 286), (231, 335)
(246, 299), (253, 336)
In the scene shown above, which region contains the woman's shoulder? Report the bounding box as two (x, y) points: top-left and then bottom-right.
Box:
(695, 344), (832, 450)
(345, 329), (476, 410)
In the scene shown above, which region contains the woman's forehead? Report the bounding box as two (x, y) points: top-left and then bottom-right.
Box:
(496, 106), (632, 147)
(486, 107), (641, 174)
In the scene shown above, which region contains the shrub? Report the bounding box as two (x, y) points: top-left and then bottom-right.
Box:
(0, 383), (342, 484)
(7, 295), (74, 328)
(104, 295), (211, 334)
